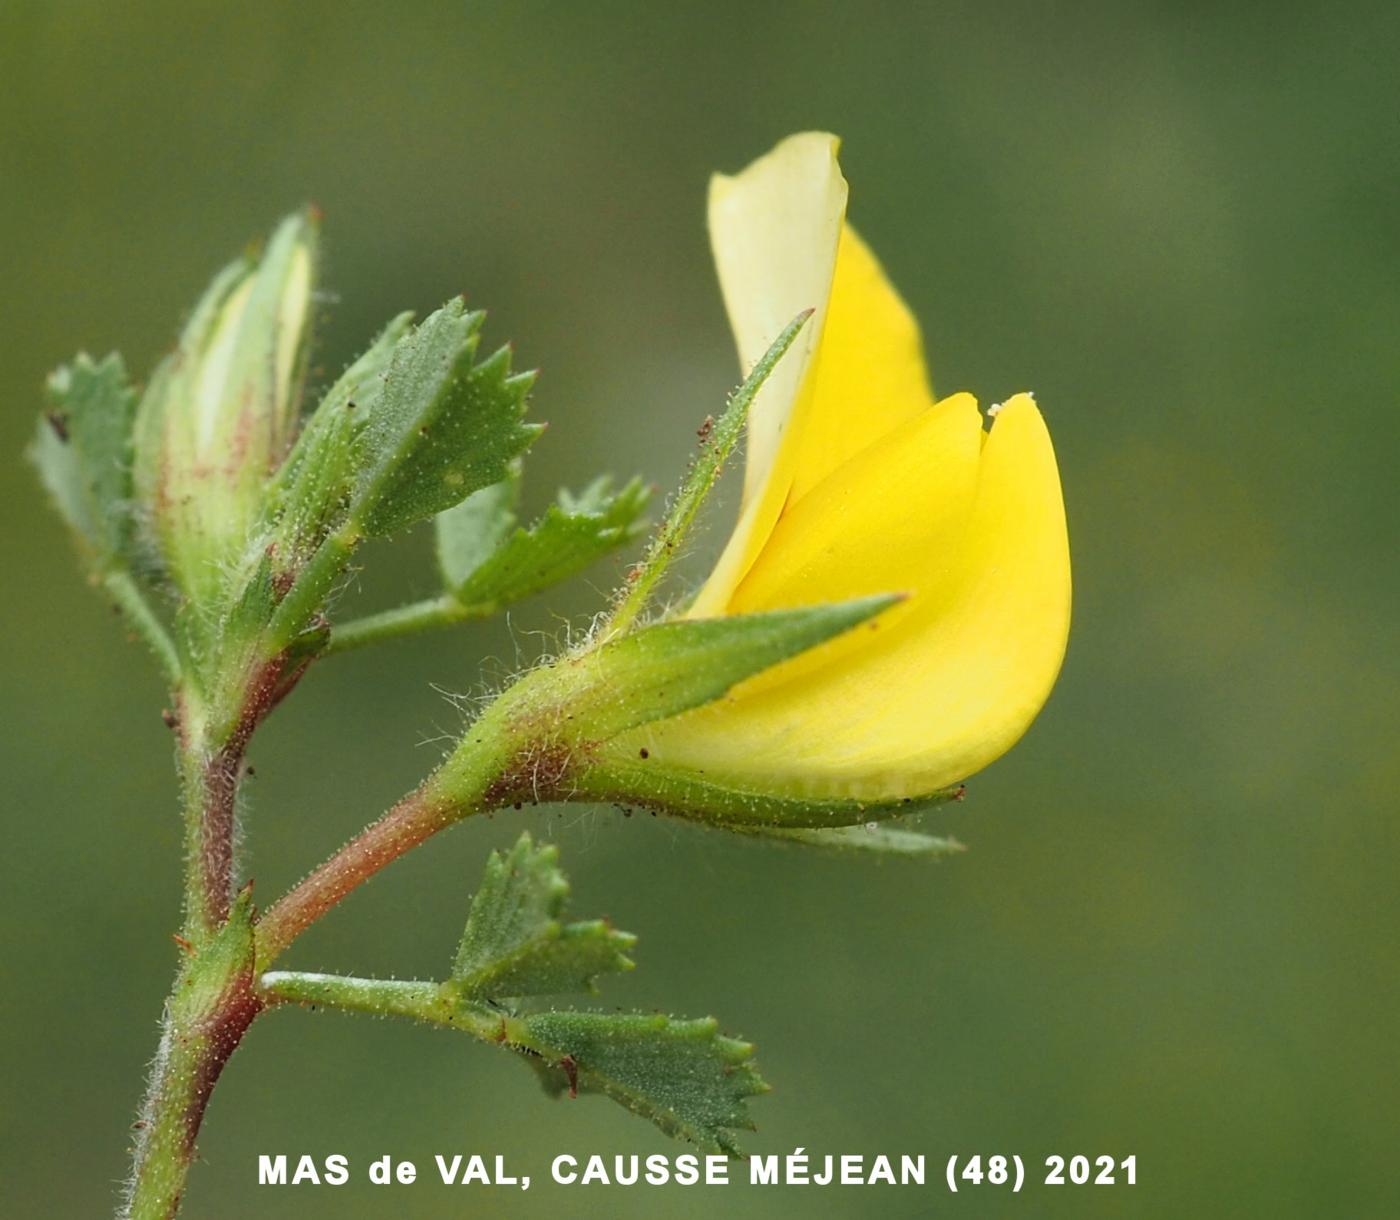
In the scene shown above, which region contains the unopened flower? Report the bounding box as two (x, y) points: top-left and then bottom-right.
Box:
(133, 212), (317, 604)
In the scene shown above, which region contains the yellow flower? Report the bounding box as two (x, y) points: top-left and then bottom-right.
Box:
(617, 132), (1071, 802)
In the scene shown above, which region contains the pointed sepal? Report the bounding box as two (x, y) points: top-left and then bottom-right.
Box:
(738, 823), (968, 855)
(567, 593), (901, 741)
(607, 310), (809, 631)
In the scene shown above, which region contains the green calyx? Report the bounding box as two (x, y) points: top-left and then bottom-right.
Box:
(432, 593), (903, 817)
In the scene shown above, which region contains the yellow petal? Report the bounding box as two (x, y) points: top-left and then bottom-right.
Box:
(786, 223), (936, 503)
(631, 394), (1071, 799)
(731, 392), (982, 614)
(689, 132), (847, 616)
(718, 391), (983, 697)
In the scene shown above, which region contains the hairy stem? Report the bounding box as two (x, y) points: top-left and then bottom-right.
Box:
(176, 736), (246, 935)
(124, 986), (259, 1219)
(259, 971), (508, 1049)
(179, 750), (212, 937)
(124, 899), (259, 1220)
(325, 593), (494, 657)
(255, 673), (542, 970)
(129, 640), (543, 1214)
(199, 748), (242, 929)
(254, 784), (459, 970)
(130, 660), (270, 1212)
(260, 972), (460, 1022)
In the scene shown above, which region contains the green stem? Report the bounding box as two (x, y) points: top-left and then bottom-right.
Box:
(103, 569), (180, 687)
(259, 972), (507, 1042)
(124, 900), (259, 1220)
(124, 981), (259, 1219)
(254, 783), (459, 970)
(128, 684), (257, 1215)
(178, 743), (212, 938)
(260, 972), (467, 1023)
(325, 593), (494, 657)
(255, 679), (537, 970)
(127, 623), (547, 1213)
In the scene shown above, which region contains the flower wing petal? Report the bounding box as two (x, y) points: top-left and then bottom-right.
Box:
(633, 395), (1070, 800)
(730, 392), (982, 615)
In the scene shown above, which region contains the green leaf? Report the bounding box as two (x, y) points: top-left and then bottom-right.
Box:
(272, 311), (415, 558)
(570, 593), (902, 741)
(30, 352), (138, 568)
(257, 971), (768, 1156)
(434, 468), (522, 590)
(258, 825), (761, 1156)
(257, 303), (538, 656)
(352, 299), (542, 538)
(511, 1010), (767, 1154)
(452, 832), (635, 999)
(448, 475), (649, 607)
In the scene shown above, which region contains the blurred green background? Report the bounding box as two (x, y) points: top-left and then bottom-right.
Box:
(3, 2), (1397, 1216)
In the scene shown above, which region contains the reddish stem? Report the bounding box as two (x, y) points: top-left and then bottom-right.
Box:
(124, 949), (261, 1218)
(197, 747), (243, 927)
(254, 784), (456, 968)
(194, 650), (312, 929)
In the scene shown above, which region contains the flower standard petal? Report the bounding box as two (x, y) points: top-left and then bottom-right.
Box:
(693, 144), (941, 612)
(690, 132), (846, 615)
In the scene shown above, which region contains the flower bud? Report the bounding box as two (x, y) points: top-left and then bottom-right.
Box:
(134, 211), (317, 606)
